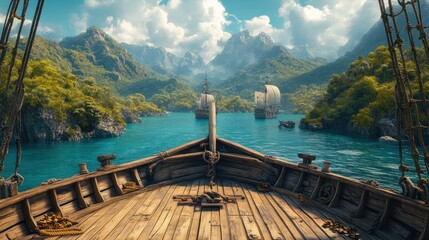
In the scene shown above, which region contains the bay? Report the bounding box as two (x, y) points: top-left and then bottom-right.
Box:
(2, 112), (409, 191)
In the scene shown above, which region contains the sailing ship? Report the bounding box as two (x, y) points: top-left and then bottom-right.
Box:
(254, 79), (281, 119)
(195, 74), (215, 119)
(1, 0), (429, 239)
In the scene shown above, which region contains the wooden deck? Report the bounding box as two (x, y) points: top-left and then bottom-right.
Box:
(30, 177), (379, 240)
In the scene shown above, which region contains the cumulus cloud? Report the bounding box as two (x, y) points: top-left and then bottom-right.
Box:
(242, 0), (380, 60)
(279, 0), (380, 59)
(75, 0), (231, 62)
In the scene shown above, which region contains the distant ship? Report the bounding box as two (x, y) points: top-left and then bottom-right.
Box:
(195, 74), (215, 119)
(254, 81), (281, 119)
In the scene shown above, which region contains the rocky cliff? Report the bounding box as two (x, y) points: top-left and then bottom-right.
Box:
(21, 107), (125, 142)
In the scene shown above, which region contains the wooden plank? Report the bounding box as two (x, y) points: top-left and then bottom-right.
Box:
(228, 216), (247, 240)
(111, 187), (164, 239)
(132, 168), (144, 187)
(240, 183), (272, 240)
(253, 187), (295, 239)
(274, 166), (286, 187)
(173, 179), (201, 240)
(282, 194), (332, 239)
(91, 177), (104, 203)
(241, 215), (261, 240)
(419, 211), (429, 240)
(354, 190), (368, 218)
(111, 172), (124, 196)
(48, 189), (63, 216)
(218, 179), (231, 240)
(188, 178), (207, 240)
(171, 165), (207, 179)
(196, 179), (212, 240)
(265, 192), (304, 238)
(21, 199), (37, 233)
(0, 204), (24, 233)
(88, 190), (149, 239)
(222, 180), (239, 216)
(328, 181), (342, 208)
(147, 183), (188, 239)
(74, 195), (132, 240)
(287, 193), (346, 240)
(270, 191), (319, 239)
(311, 176), (323, 200)
(125, 186), (172, 239)
(377, 198), (391, 230)
(29, 192), (51, 217)
(244, 184), (285, 239)
(161, 182), (193, 240)
(137, 185), (178, 239)
(230, 180), (252, 216)
(293, 172), (305, 193)
(74, 182), (88, 209)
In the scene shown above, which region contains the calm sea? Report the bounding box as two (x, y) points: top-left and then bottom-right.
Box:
(2, 112), (411, 192)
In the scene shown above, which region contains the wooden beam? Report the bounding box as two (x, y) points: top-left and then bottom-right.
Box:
(21, 198), (37, 233)
(377, 198), (391, 230)
(209, 101), (216, 152)
(274, 166), (286, 187)
(91, 177), (104, 203)
(419, 211), (429, 240)
(111, 172), (124, 196)
(73, 182), (88, 209)
(293, 172), (305, 193)
(132, 168), (144, 187)
(354, 190), (368, 218)
(310, 176), (323, 200)
(328, 181), (342, 208)
(48, 189), (63, 216)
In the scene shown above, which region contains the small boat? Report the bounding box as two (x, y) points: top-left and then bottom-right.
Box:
(254, 79), (281, 119)
(278, 120), (295, 128)
(195, 74), (215, 119)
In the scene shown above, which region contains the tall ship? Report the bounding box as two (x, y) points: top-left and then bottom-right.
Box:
(1, 1), (429, 239)
(195, 75), (215, 119)
(254, 81), (281, 119)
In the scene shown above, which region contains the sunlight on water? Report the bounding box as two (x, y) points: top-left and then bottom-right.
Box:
(2, 112), (409, 191)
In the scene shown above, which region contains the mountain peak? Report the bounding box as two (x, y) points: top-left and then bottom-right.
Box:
(210, 31), (275, 74)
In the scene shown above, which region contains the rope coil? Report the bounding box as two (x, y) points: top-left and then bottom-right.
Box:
(36, 212), (83, 236)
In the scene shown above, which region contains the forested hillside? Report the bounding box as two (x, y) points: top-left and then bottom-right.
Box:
(301, 46), (429, 138)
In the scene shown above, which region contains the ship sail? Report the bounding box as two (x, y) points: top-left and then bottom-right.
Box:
(254, 91), (265, 108)
(254, 84), (281, 119)
(198, 93), (215, 109)
(265, 85), (281, 108)
(254, 85), (280, 108)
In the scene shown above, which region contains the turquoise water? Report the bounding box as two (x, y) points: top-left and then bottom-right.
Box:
(2, 112), (411, 192)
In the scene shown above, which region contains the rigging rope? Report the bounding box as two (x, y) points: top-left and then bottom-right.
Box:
(0, 0), (45, 182)
(378, 0), (429, 200)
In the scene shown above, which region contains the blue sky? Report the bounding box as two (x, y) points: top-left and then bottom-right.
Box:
(2, 0), (381, 61)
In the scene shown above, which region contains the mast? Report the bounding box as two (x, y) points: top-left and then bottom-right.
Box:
(204, 72), (208, 108)
(264, 76), (268, 108)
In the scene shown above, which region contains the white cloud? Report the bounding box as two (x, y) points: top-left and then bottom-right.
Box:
(70, 12), (89, 34)
(277, 0), (379, 59)
(66, 0), (380, 61)
(84, 0), (116, 8)
(79, 0), (231, 62)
